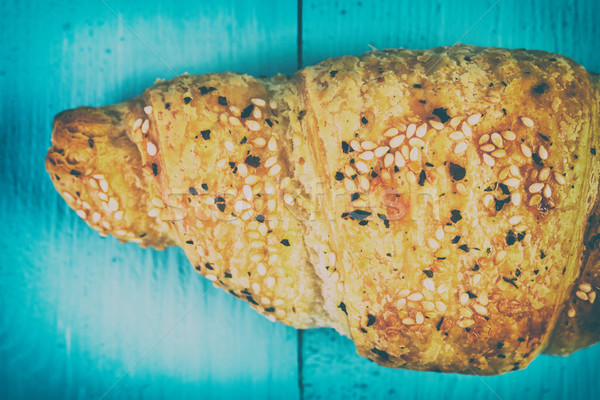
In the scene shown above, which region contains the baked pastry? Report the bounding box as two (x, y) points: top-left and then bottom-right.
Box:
(45, 45), (600, 375)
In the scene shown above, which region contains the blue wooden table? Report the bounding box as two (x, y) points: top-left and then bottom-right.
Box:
(0, 1), (598, 399)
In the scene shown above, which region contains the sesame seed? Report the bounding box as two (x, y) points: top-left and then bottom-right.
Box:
(576, 291), (589, 301)
(237, 163), (248, 176)
(410, 147), (419, 161)
(402, 318), (415, 325)
(435, 248), (449, 258)
(483, 194), (493, 207)
(432, 228), (444, 242)
(245, 175), (259, 185)
(538, 167), (550, 181)
(253, 137), (266, 147)
(568, 308), (576, 318)
(539, 145), (548, 160)
(384, 153), (394, 167)
(491, 149), (506, 158)
(359, 151), (374, 161)
(467, 113), (482, 125)
(284, 193), (294, 205)
(359, 176), (369, 190)
(356, 161), (369, 173)
(401, 145), (409, 159)
(266, 277), (276, 288)
(148, 208), (160, 217)
(423, 278), (435, 291)
(257, 263), (267, 275)
(350, 140), (361, 152)
(235, 200), (251, 211)
(92, 212), (101, 223)
(491, 133), (503, 148)
(499, 167), (510, 181)
(502, 130), (516, 141)
(114, 211), (123, 220)
(151, 197), (165, 208)
(99, 180), (109, 192)
(406, 123), (417, 138)
(141, 119), (149, 133)
(406, 171), (417, 184)
(449, 117), (461, 128)
(554, 173), (566, 185)
(528, 183), (544, 193)
(344, 165), (356, 176)
(529, 194), (542, 206)
(269, 100), (278, 109)
(450, 131), (464, 140)
(268, 137), (277, 151)
(265, 156), (277, 168)
(436, 301), (447, 313)
(416, 123), (427, 138)
(76, 210), (86, 219)
(147, 142), (157, 156)
(521, 117), (534, 127)
(495, 250), (507, 263)
(229, 116), (241, 126)
(229, 106), (242, 117)
(521, 143), (532, 158)
(478, 134), (490, 145)
(246, 120), (260, 131)
(98, 192), (108, 201)
(530, 170), (538, 180)
(461, 122), (472, 137)
(374, 146), (389, 157)
(253, 108), (262, 119)
(265, 182), (275, 195)
(454, 142), (467, 154)
(415, 312), (424, 324)
(267, 199), (276, 211)
(144, 106), (153, 115)
(512, 193), (521, 206)
(430, 120), (444, 130)
(224, 140), (234, 151)
(268, 164), (281, 176)
(473, 304), (488, 315)
(384, 127), (399, 137)
(408, 293), (423, 301)
(133, 118), (142, 130)
(428, 238), (440, 249)
(409, 138), (425, 147)
(389, 134), (405, 148)
(543, 184), (552, 198)
(579, 282), (592, 292)
(483, 154), (495, 166)
(509, 215), (523, 225)
(344, 178), (356, 191)
(220, 113), (228, 123)
(243, 185), (252, 201)
(509, 165), (520, 177)
(108, 198), (119, 212)
(460, 293), (469, 305)
(251, 98), (266, 107)
(361, 141), (377, 150)
(590, 291), (596, 304)
(480, 144), (495, 152)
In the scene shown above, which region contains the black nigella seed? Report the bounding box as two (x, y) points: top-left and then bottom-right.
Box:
(423, 270), (434, 278)
(280, 239), (290, 246)
(532, 82), (548, 94)
(338, 302), (348, 315)
(184, 97), (192, 104)
(413, 84), (422, 88)
(450, 209), (462, 223)
(350, 210), (372, 220)
(330, 70), (338, 77)
(418, 170), (426, 186)
(256, 215), (265, 223)
(241, 104), (254, 118)
(458, 244), (469, 252)
(366, 314), (376, 327)
(448, 162), (466, 181)
(245, 155), (261, 168)
(592, 148), (597, 155)
(432, 107), (451, 123)
(188, 187), (198, 196)
(186, 240), (194, 244)
(370, 348), (390, 361)
(70, 169), (81, 176)
(335, 172), (344, 181)
(467, 291), (477, 299)
(452, 235), (461, 244)
(201, 129), (211, 140)
(342, 141), (350, 153)
(204, 263), (214, 270)
(201, 183), (208, 191)
(218, 96), (227, 106)
(265, 119), (273, 127)
(506, 230), (517, 246)
(152, 163), (159, 176)
(88, 138), (94, 148)
(351, 192), (359, 201)
(361, 116), (368, 124)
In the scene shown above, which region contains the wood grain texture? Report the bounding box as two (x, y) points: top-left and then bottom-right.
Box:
(0, 1), (299, 399)
(301, 0), (600, 398)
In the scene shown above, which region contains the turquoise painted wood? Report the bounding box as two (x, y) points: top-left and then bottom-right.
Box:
(301, 0), (600, 399)
(2, 0), (600, 399)
(0, 1), (299, 399)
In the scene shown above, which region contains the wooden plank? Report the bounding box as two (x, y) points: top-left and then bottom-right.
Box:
(0, 1), (299, 399)
(301, 0), (600, 398)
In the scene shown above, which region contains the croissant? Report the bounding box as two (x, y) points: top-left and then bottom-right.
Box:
(45, 45), (600, 375)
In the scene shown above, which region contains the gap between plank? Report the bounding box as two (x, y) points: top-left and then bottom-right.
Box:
(296, 1), (304, 398)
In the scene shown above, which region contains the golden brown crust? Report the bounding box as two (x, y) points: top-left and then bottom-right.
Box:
(46, 45), (600, 374)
